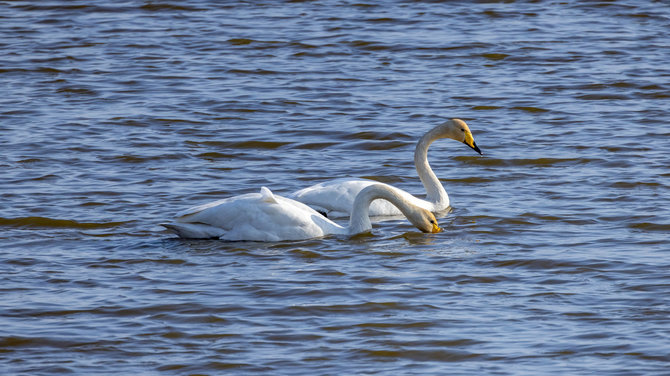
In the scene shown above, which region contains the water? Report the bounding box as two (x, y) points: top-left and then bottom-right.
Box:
(2, 1), (669, 374)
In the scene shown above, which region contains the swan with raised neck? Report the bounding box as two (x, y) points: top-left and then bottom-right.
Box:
(416, 118), (481, 210)
(290, 118), (481, 217)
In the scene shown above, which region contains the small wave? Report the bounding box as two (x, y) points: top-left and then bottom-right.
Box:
(348, 40), (395, 52)
(12, 4), (90, 11)
(196, 151), (238, 160)
(446, 176), (495, 184)
(628, 222), (670, 232)
(341, 131), (411, 141)
(109, 153), (184, 163)
(0, 335), (81, 349)
(481, 53), (509, 61)
(489, 258), (611, 271)
(453, 156), (596, 167)
(576, 94), (631, 100)
(187, 140), (292, 149)
(227, 38), (255, 45)
(611, 181), (662, 189)
(358, 348), (481, 362)
(56, 86), (99, 96)
(345, 140), (409, 151)
(471, 105), (502, 111)
(288, 301), (413, 315)
(228, 141), (293, 149)
(226, 68), (283, 75)
(0, 216), (129, 229)
(34, 66), (81, 74)
(512, 106), (550, 113)
(139, 3), (204, 12)
(292, 142), (339, 150)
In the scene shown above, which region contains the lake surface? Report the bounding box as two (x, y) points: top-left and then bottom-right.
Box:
(2, 1), (669, 374)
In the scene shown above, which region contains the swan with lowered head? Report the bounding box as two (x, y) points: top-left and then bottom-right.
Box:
(290, 119), (481, 217)
(162, 183), (441, 241)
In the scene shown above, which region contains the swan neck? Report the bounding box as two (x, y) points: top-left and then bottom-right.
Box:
(348, 185), (417, 235)
(414, 128), (448, 207)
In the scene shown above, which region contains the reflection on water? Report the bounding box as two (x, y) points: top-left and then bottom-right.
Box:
(1, 1), (669, 374)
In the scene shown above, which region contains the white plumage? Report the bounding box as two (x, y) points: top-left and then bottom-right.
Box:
(163, 184), (441, 241)
(290, 119), (481, 217)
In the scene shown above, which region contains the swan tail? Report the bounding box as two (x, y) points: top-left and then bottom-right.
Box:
(260, 186), (278, 204)
(162, 223), (226, 239)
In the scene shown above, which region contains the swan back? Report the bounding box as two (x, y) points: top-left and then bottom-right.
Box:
(171, 187), (346, 241)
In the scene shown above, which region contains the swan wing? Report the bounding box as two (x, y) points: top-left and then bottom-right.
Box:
(172, 187), (345, 241)
(221, 193), (345, 241)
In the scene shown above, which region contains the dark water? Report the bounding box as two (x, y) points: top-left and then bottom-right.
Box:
(2, 1), (670, 374)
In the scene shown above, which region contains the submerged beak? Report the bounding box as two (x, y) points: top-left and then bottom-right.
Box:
(431, 222), (442, 233)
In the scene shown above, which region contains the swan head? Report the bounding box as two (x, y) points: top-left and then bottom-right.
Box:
(408, 207), (442, 234)
(437, 119), (482, 155)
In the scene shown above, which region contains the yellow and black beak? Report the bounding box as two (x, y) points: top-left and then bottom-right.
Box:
(469, 140), (482, 155)
(464, 132), (482, 155)
(431, 221), (442, 233)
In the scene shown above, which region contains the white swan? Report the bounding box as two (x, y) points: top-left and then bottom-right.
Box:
(162, 184), (441, 241)
(290, 119), (481, 217)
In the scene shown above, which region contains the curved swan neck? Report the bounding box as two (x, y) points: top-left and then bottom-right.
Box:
(414, 127), (448, 207)
(348, 184), (418, 235)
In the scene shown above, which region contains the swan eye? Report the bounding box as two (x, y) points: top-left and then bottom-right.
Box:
(460, 128), (465, 132)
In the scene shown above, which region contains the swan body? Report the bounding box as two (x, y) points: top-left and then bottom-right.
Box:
(290, 119), (482, 217)
(163, 184), (441, 241)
